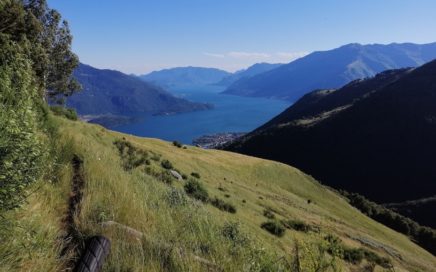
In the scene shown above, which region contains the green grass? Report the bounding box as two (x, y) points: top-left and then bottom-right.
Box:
(1, 116), (436, 271)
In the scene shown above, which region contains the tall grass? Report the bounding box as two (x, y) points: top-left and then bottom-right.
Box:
(1, 116), (436, 271)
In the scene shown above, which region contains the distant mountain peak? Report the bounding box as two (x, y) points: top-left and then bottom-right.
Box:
(223, 42), (436, 101)
(215, 62), (283, 87)
(139, 66), (231, 88)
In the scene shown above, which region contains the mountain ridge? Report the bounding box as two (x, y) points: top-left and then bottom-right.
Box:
(139, 66), (231, 88)
(226, 60), (436, 205)
(66, 63), (212, 116)
(223, 42), (436, 101)
(215, 62), (282, 86)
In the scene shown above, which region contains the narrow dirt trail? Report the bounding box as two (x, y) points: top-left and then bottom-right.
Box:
(61, 155), (85, 270)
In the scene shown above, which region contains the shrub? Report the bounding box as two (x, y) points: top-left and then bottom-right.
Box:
(144, 166), (174, 185)
(261, 221), (285, 237)
(191, 172), (201, 179)
(161, 159), (173, 170)
(113, 139), (149, 170)
(362, 249), (392, 268)
(184, 179), (209, 202)
(324, 234), (392, 268)
(222, 222), (247, 246)
(342, 247), (364, 264)
(50, 105), (78, 120)
(210, 197), (236, 213)
(181, 174), (188, 180)
(263, 209), (275, 219)
(324, 234), (343, 253)
(281, 219), (311, 232)
(172, 141), (182, 148)
(158, 171), (174, 184)
(166, 188), (188, 207)
(292, 239), (342, 272)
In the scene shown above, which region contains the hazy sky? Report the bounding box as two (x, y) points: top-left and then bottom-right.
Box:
(48, 0), (436, 74)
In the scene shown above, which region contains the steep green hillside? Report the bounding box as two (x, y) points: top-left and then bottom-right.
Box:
(227, 60), (436, 204)
(1, 116), (435, 271)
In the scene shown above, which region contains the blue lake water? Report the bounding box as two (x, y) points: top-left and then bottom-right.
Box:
(111, 85), (290, 144)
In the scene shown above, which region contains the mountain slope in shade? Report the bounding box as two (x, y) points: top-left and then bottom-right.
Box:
(215, 62), (282, 86)
(139, 66), (231, 88)
(67, 64), (212, 115)
(226, 60), (436, 205)
(223, 42), (436, 101)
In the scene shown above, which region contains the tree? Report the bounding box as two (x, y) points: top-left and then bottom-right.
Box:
(0, 0), (80, 99)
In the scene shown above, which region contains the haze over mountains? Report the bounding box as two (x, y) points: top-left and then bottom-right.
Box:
(139, 66), (231, 88)
(66, 64), (212, 117)
(215, 62), (282, 86)
(226, 60), (436, 214)
(223, 42), (436, 101)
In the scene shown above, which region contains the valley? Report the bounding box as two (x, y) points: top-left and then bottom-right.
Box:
(2, 1), (436, 271)
(110, 85), (288, 144)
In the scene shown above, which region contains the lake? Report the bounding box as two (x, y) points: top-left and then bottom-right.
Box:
(111, 85), (290, 144)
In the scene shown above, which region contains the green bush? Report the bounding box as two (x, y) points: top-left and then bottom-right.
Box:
(144, 166), (174, 185)
(184, 179), (209, 202)
(113, 139), (149, 170)
(222, 222), (247, 246)
(342, 247), (364, 264)
(191, 172), (201, 179)
(172, 141), (183, 148)
(0, 37), (44, 212)
(158, 171), (174, 185)
(50, 105), (78, 120)
(166, 188), (188, 207)
(161, 159), (173, 170)
(210, 197), (236, 213)
(362, 249), (392, 268)
(281, 219), (311, 232)
(260, 221), (285, 237)
(324, 234), (392, 268)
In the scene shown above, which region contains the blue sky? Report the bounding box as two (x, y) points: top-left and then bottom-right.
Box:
(48, 0), (436, 74)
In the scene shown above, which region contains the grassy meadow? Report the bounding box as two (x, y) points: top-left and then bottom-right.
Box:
(1, 115), (435, 271)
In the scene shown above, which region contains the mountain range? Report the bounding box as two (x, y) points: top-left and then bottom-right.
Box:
(66, 64), (212, 117)
(223, 42), (436, 101)
(215, 62), (282, 86)
(226, 60), (436, 212)
(139, 66), (231, 88)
